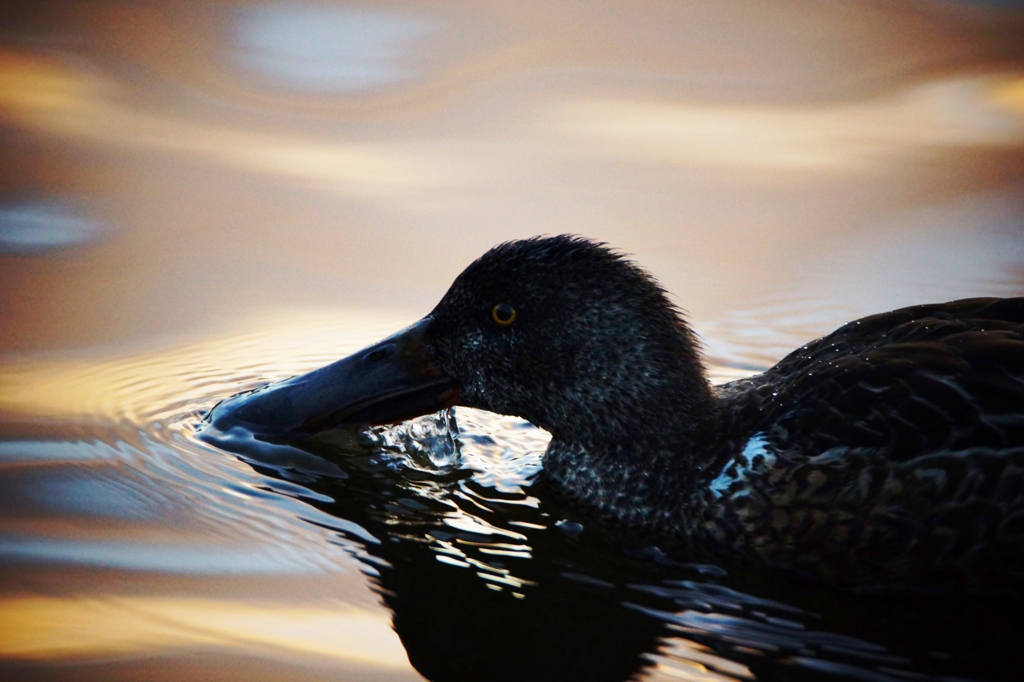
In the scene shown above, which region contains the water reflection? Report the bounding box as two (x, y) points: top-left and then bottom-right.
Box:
(1, 0), (1024, 680)
(0, 50), (466, 198)
(1, 304), (1023, 680)
(199, 399), (1024, 682)
(0, 199), (107, 252)
(0, 594), (407, 667)
(0, 308), (410, 420)
(5, 46), (1021, 196)
(561, 76), (1024, 175)
(198, 407), (677, 682)
(232, 5), (440, 92)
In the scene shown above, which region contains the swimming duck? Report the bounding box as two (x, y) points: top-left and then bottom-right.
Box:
(214, 235), (1024, 590)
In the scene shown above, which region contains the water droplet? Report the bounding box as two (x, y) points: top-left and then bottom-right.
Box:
(371, 407), (461, 469)
(555, 519), (584, 539)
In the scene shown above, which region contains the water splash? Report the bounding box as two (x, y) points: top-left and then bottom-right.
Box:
(364, 407), (461, 469)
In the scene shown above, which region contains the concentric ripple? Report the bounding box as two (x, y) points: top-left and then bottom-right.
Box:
(0, 307), (1019, 681)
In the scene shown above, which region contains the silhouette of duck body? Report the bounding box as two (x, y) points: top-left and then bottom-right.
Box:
(692, 298), (1024, 588)
(214, 236), (1024, 590)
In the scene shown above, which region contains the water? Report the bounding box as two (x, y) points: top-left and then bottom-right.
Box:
(1, 1), (1023, 680)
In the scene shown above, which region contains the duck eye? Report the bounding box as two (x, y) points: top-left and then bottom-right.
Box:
(491, 303), (517, 326)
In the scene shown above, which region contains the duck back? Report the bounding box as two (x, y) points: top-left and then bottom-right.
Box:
(705, 297), (1024, 590)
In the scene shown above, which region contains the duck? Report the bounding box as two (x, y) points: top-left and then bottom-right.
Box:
(212, 235), (1024, 590)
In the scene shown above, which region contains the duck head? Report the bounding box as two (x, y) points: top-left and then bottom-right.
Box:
(214, 236), (715, 448)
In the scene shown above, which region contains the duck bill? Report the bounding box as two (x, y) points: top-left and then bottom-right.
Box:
(210, 316), (459, 436)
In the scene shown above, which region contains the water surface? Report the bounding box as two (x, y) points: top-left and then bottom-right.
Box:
(1, 1), (1024, 680)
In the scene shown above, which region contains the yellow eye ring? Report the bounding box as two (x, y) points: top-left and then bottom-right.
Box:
(491, 303), (517, 326)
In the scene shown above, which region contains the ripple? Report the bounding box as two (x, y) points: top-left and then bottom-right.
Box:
(0, 307), (410, 424)
(0, 307), (1017, 681)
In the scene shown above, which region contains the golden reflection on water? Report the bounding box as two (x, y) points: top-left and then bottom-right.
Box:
(1, 1), (1023, 680)
(992, 76), (1024, 114)
(646, 637), (753, 682)
(0, 594), (409, 668)
(3, 47), (1021, 194)
(0, 308), (409, 421)
(562, 75), (1024, 175)
(0, 50), (466, 198)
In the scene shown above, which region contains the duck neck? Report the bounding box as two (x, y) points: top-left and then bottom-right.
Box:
(539, 383), (722, 534)
(528, 332), (720, 453)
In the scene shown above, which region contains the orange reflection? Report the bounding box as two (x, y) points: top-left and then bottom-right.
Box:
(991, 76), (1024, 115)
(559, 75), (1024, 176)
(644, 635), (753, 681)
(2, 48), (1022, 197)
(0, 307), (409, 421)
(0, 50), (468, 197)
(0, 594), (411, 669)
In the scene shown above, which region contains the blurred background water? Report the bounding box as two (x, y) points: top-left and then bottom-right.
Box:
(1, 1), (1023, 680)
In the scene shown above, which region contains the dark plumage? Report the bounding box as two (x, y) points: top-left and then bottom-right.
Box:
(217, 235), (1024, 590)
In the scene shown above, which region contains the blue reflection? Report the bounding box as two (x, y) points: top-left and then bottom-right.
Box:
(0, 440), (116, 462)
(233, 5), (440, 92)
(0, 536), (327, 574)
(0, 200), (107, 253)
(32, 475), (163, 521)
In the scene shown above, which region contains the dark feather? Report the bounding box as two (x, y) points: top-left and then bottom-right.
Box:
(419, 237), (1024, 590)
